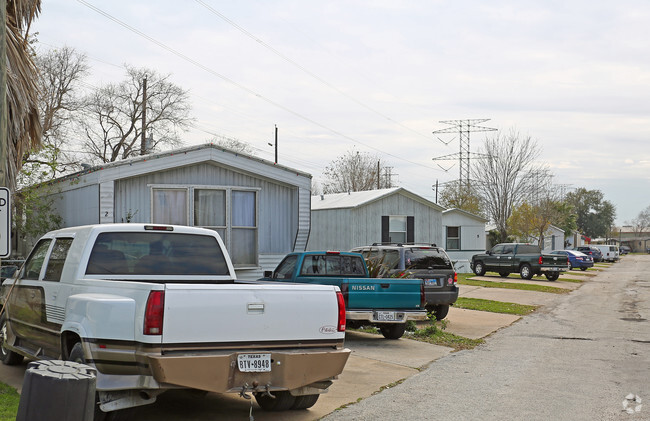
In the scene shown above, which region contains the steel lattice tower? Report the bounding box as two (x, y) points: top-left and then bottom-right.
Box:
(432, 119), (496, 189)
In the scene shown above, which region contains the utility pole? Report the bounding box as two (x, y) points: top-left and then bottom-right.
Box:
(274, 124), (278, 164)
(377, 160), (380, 189)
(432, 119), (496, 191)
(140, 75), (147, 155)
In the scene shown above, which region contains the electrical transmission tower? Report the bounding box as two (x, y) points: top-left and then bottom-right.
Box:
(432, 119), (496, 189)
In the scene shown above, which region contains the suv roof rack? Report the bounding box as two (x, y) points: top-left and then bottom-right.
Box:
(371, 242), (438, 247)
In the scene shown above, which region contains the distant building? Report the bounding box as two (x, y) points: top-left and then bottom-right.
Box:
(308, 187), (444, 251)
(441, 208), (488, 273)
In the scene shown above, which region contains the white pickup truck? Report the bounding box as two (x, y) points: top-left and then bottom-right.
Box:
(0, 224), (350, 419)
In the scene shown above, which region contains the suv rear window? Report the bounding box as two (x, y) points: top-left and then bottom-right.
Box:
(404, 248), (452, 270)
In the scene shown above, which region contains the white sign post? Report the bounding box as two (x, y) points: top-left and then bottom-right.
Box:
(0, 187), (10, 258)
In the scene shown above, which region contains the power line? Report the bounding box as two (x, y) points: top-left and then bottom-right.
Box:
(76, 0), (442, 172)
(195, 0), (437, 143)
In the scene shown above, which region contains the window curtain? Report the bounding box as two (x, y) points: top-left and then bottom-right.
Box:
(194, 190), (226, 227)
(152, 189), (187, 225)
(231, 191), (257, 266)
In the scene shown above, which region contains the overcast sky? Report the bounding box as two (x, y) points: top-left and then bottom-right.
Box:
(32, 0), (650, 225)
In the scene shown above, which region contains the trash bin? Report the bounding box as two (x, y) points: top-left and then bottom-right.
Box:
(17, 360), (97, 421)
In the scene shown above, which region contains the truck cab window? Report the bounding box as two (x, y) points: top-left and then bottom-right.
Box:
(21, 239), (52, 280)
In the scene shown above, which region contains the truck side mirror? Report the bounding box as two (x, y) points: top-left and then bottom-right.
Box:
(263, 270), (273, 278)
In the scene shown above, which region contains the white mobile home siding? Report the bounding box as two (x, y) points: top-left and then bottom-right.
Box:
(308, 191), (443, 251)
(23, 145), (311, 281)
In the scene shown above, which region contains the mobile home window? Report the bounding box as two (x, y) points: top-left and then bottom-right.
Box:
(151, 187), (258, 268)
(446, 226), (460, 250)
(152, 189), (187, 225)
(389, 216), (407, 244)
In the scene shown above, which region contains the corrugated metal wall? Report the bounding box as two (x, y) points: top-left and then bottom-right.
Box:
(308, 193), (444, 251)
(52, 184), (100, 227)
(353, 194), (443, 247)
(112, 162), (298, 254)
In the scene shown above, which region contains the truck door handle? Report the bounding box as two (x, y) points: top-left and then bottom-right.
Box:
(380, 283), (390, 289)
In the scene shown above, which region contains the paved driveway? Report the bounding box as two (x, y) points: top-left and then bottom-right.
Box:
(1, 265), (599, 420)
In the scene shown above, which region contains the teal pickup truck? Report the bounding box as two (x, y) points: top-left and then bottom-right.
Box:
(261, 251), (427, 339)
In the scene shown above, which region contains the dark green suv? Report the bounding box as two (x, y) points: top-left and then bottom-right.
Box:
(350, 243), (458, 320)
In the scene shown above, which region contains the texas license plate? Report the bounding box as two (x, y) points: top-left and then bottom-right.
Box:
(424, 279), (438, 286)
(237, 353), (271, 372)
(376, 311), (397, 321)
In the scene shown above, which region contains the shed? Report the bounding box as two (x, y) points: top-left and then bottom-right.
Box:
(540, 224), (565, 252)
(441, 208), (488, 273)
(308, 187), (444, 252)
(22, 143), (312, 280)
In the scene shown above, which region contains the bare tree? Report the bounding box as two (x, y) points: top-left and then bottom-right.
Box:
(628, 205), (650, 236)
(439, 180), (484, 216)
(18, 46), (88, 187)
(322, 148), (394, 194)
(209, 135), (256, 155)
(78, 65), (192, 163)
(472, 129), (544, 242)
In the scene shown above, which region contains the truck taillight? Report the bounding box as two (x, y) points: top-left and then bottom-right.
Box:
(420, 282), (426, 309)
(453, 272), (458, 285)
(336, 291), (346, 332)
(144, 290), (165, 335)
(538, 256), (543, 265)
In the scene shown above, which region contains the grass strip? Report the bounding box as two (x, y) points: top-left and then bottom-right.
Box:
(459, 276), (571, 294)
(408, 325), (484, 351)
(0, 383), (20, 421)
(454, 297), (538, 315)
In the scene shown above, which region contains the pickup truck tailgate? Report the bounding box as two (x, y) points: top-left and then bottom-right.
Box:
(543, 254), (567, 267)
(345, 278), (422, 309)
(161, 283), (342, 345)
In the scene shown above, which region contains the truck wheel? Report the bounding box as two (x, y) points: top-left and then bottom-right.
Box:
(580, 267), (587, 271)
(499, 272), (510, 278)
(291, 394), (320, 409)
(255, 391), (296, 411)
(545, 272), (560, 281)
(520, 264), (533, 280)
(0, 314), (23, 366)
(431, 305), (449, 320)
(380, 323), (406, 339)
(69, 343), (137, 421)
(473, 262), (486, 276)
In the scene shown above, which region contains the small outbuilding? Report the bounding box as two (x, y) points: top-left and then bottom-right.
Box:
(21, 143), (312, 280)
(540, 224), (565, 252)
(307, 187), (445, 252)
(441, 208), (488, 273)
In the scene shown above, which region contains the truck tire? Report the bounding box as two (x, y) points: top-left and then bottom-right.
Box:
(0, 314), (23, 365)
(255, 391), (296, 411)
(69, 343), (136, 421)
(545, 272), (560, 281)
(291, 394), (320, 409)
(580, 267), (587, 271)
(519, 264), (533, 280)
(380, 323), (406, 339)
(473, 262), (486, 276)
(430, 304), (450, 320)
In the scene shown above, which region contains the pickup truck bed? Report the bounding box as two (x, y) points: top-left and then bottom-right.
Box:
(261, 251), (427, 339)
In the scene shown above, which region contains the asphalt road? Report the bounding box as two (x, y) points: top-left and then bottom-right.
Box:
(324, 255), (650, 421)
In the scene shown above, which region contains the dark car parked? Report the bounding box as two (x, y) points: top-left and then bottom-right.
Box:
(575, 246), (603, 263)
(550, 250), (593, 271)
(350, 243), (458, 320)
